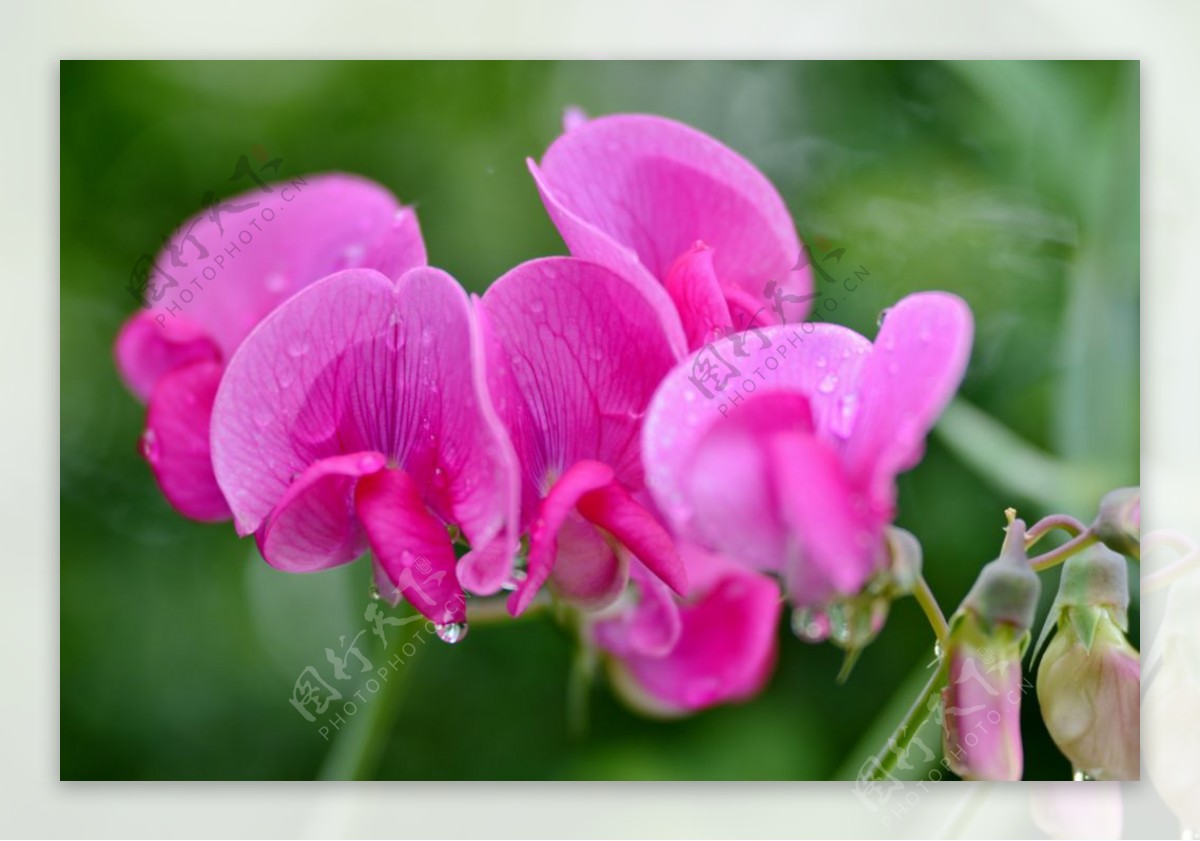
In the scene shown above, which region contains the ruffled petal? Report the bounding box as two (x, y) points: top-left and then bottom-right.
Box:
(354, 467), (464, 625)
(592, 559), (682, 659)
(212, 267), (518, 563)
(605, 547), (782, 717)
(532, 113), (810, 319)
(576, 479), (687, 597)
(141, 360), (230, 521)
(257, 451), (386, 572)
(841, 292), (973, 506)
(642, 323), (871, 542)
(114, 311), (220, 402)
(508, 460), (616, 616)
(481, 257), (683, 500)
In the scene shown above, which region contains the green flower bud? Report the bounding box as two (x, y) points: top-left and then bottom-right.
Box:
(1092, 487), (1140, 560)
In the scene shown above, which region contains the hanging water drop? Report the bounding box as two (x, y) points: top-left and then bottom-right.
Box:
(435, 621), (469, 644)
(368, 581), (383, 601)
(139, 429), (159, 463)
(790, 607), (829, 643)
(1071, 769), (1095, 781)
(876, 308), (890, 327)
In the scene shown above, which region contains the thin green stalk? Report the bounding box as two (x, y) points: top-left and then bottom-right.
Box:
(862, 656), (947, 782)
(1025, 514), (1087, 547)
(913, 575), (949, 645)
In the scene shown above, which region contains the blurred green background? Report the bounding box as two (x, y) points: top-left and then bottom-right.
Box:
(60, 61), (1138, 781)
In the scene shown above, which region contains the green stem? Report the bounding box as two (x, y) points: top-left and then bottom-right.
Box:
(913, 575), (949, 646)
(862, 655), (947, 782)
(1030, 532), (1098, 572)
(318, 607), (421, 781)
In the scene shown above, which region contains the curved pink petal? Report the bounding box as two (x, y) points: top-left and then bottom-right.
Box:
(114, 311), (221, 402)
(605, 547), (782, 717)
(481, 257), (683, 503)
(257, 451), (386, 572)
(531, 113), (811, 325)
(642, 323), (871, 542)
(115, 173), (426, 399)
(841, 291), (973, 507)
(592, 559), (682, 660)
(663, 242), (733, 350)
(140, 360), (230, 521)
(577, 477), (687, 597)
(508, 460), (616, 616)
(354, 468), (464, 625)
(547, 510), (628, 612)
(211, 267), (518, 573)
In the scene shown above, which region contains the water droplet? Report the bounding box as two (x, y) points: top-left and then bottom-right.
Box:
(933, 640), (943, 659)
(435, 621), (468, 644)
(254, 405), (274, 428)
(265, 272), (288, 293)
(1072, 769), (1095, 782)
(830, 392), (858, 439)
(286, 338), (309, 359)
(432, 467), (448, 490)
(815, 355), (828, 369)
(529, 299), (544, 314)
(342, 243), (365, 267)
(876, 308), (890, 327)
(420, 328), (434, 348)
(791, 607), (830, 642)
(139, 429), (159, 463)
(817, 374), (838, 394)
(359, 454), (381, 472)
(500, 568), (528, 592)
(368, 582), (383, 601)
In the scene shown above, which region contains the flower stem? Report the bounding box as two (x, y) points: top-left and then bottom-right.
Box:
(1144, 545), (1200, 594)
(1029, 532), (1098, 572)
(862, 654), (947, 782)
(913, 575), (949, 646)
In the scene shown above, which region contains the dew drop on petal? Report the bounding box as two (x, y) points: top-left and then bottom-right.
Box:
(139, 429), (159, 463)
(876, 308), (890, 327)
(435, 621), (469, 645)
(830, 392), (858, 439)
(254, 405), (274, 428)
(817, 374), (838, 394)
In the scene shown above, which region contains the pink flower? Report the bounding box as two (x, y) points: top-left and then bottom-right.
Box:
(529, 112), (813, 352)
(115, 174), (426, 521)
(592, 545), (781, 716)
(642, 292), (973, 612)
(209, 267), (518, 630)
(472, 257), (688, 614)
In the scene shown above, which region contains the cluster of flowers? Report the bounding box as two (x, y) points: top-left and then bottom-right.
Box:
(114, 110), (1137, 781)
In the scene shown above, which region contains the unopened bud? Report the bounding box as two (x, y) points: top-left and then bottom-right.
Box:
(1091, 487), (1140, 560)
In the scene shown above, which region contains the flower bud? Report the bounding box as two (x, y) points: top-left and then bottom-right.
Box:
(1036, 544), (1139, 781)
(941, 518), (1040, 781)
(1091, 487), (1140, 560)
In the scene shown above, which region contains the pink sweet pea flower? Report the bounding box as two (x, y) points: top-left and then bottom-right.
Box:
(529, 112), (813, 352)
(209, 267), (518, 631)
(472, 257), (688, 614)
(592, 545), (782, 716)
(642, 292), (972, 613)
(115, 174), (426, 521)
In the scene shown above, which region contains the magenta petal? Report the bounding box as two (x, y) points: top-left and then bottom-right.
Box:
(354, 468), (464, 625)
(212, 267), (518, 564)
(663, 242), (733, 350)
(643, 323), (871, 542)
(482, 257), (684, 499)
(257, 451), (386, 572)
(114, 311), (221, 402)
(606, 548), (782, 716)
(547, 511), (627, 611)
(457, 537), (515, 596)
(532, 113), (811, 319)
(842, 291), (973, 505)
(508, 460), (615, 616)
(577, 480), (687, 597)
(592, 559), (682, 659)
(141, 361), (230, 521)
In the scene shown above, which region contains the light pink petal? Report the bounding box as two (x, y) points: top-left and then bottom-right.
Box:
(592, 559), (682, 659)
(137, 174), (424, 359)
(606, 548), (782, 716)
(257, 451), (386, 572)
(481, 257), (683, 502)
(578, 471), (687, 597)
(140, 361), (229, 521)
(212, 267), (517, 564)
(114, 311), (220, 402)
(532, 113), (811, 320)
(354, 467), (464, 625)
(841, 292), (973, 507)
(547, 511), (627, 611)
(643, 323), (871, 542)
(663, 242), (733, 350)
(508, 460), (616, 616)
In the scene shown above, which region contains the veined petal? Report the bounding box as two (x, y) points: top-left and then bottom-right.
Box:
(354, 467), (464, 626)
(841, 291), (973, 506)
(532, 113), (811, 319)
(663, 242), (733, 350)
(257, 451), (386, 572)
(141, 361), (230, 521)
